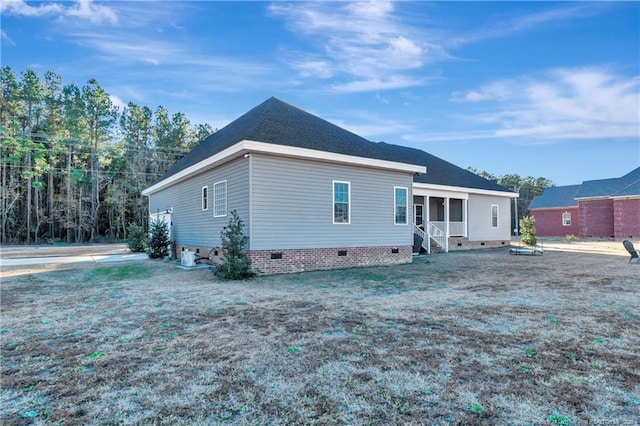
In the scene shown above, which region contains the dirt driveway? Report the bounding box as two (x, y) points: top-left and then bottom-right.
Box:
(0, 243), (131, 259)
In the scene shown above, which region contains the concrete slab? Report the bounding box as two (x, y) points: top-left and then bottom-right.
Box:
(0, 252), (148, 267)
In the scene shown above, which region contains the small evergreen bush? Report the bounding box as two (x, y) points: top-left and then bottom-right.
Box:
(215, 210), (255, 280)
(520, 215), (537, 246)
(126, 223), (147, 252)
(148, 219), (170, 259)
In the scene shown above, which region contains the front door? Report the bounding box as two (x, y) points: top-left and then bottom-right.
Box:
(414, 204), (424, 226)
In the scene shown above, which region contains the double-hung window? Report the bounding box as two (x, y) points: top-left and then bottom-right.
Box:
(562, 211), (571, 226)
(201, 186), (208, 211)
(491, 204), (499, 228)
(213, 180), (227, 217)
(333, 181), (350, 224)
(394, 187), (408, 225)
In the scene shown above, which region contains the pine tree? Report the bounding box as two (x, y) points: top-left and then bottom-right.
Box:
(148, 219), (169, 259)
(215, 210), (255, 280)
(520, 215), (537, 247)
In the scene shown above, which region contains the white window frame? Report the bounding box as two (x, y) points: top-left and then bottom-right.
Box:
(333, 181), (350, 224)
(562, 211), (571, 226)
(491, 204), (499, 228)
(394, 186), (408, 225)
(201, 185), (208, 211)
(213, 180), (227, 218)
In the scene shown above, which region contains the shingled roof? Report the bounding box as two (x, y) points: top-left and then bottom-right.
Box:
(529, 185), (580, 209)
(154, 97), (511, 193)
(529, 167), (640, 209)
(576, 167), (640, 199)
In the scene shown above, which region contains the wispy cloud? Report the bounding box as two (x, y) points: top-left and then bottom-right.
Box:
(1, 29), (15, 45)
(1, 0), (117, 25)
(269, 1), (441, 93)
(446, 67), (640, 141)
(448, 3), (605, 47)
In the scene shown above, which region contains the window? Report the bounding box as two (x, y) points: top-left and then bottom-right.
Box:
(395, 187), (408, 225)
(333, 181), (350, 224)
(562, 211), (571, 226)
(213, 180), (227, 217)
(491, 204), (499, 228)
(201, 186), (208, 211)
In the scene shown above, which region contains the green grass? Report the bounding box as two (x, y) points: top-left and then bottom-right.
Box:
(85, 264), (149, 281)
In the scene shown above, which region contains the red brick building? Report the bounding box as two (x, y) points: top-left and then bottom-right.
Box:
(530, 168), (640, 240)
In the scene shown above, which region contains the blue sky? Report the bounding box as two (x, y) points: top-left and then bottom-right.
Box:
(2, 0), (639, 185)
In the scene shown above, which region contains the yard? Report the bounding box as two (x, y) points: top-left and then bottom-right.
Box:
(1, 243), (639, 425)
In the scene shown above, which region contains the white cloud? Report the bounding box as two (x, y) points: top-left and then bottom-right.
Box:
(66, 0), (117, 25)
(449, 67), (640, 141)
(0, 0), (117, 25)
(0, 0), (63, 17)
(1, 29), (14, 45)
(449, 3), (605, 48)
(332, 76), (425, 94)
(270, 1), (435, 92)
(109, 94), (125, 111)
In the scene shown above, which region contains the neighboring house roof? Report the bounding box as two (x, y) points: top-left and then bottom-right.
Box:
(529, 167), (640, 209)
(575, 167), (640, 199)
(151, 97), (512, 194)
(611, 178), (640, 198)
(529, 185), (581, 209)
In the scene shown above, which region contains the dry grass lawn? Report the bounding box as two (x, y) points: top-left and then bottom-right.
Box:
(1, 242), (639, 425)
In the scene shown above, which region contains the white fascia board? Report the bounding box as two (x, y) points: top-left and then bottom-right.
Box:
(413, 182), (519, 198)
(142, 139), (426, 196)
(609, 195), (640, 200)
(142, 142), (247, 196)
(242, 140), (426, 174)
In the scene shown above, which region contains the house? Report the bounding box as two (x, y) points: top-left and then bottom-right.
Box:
(142, 98), (517, 274)
(529, 167), (640, 239)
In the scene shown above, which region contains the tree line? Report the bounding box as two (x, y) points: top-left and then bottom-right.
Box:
(467, 168), (554, 232)
(0, 67), (555, 245)
(0, 67), (213, 245)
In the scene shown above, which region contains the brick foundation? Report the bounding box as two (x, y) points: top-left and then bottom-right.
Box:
(447, 237), (511, 250)
(247, 246), (413, 275)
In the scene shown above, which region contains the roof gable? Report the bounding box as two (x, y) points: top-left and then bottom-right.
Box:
(151, 97), (512, 194)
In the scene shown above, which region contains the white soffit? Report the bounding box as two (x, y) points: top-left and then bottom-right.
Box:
(413, 182), (519, 198)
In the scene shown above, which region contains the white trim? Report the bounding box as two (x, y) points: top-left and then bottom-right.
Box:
(333, 180), (351, 225)
(609, 195), (640, 200)
(562, 211), (572, 226)
(201, 185), (208, 211)
(491, 204), (499, 228)
(248, 154), (253, 249)
(213, 180), (227, 218)
(413, 182), (518, 198)
(394, 186), (408, 225)
(142, 139), (426, 196)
